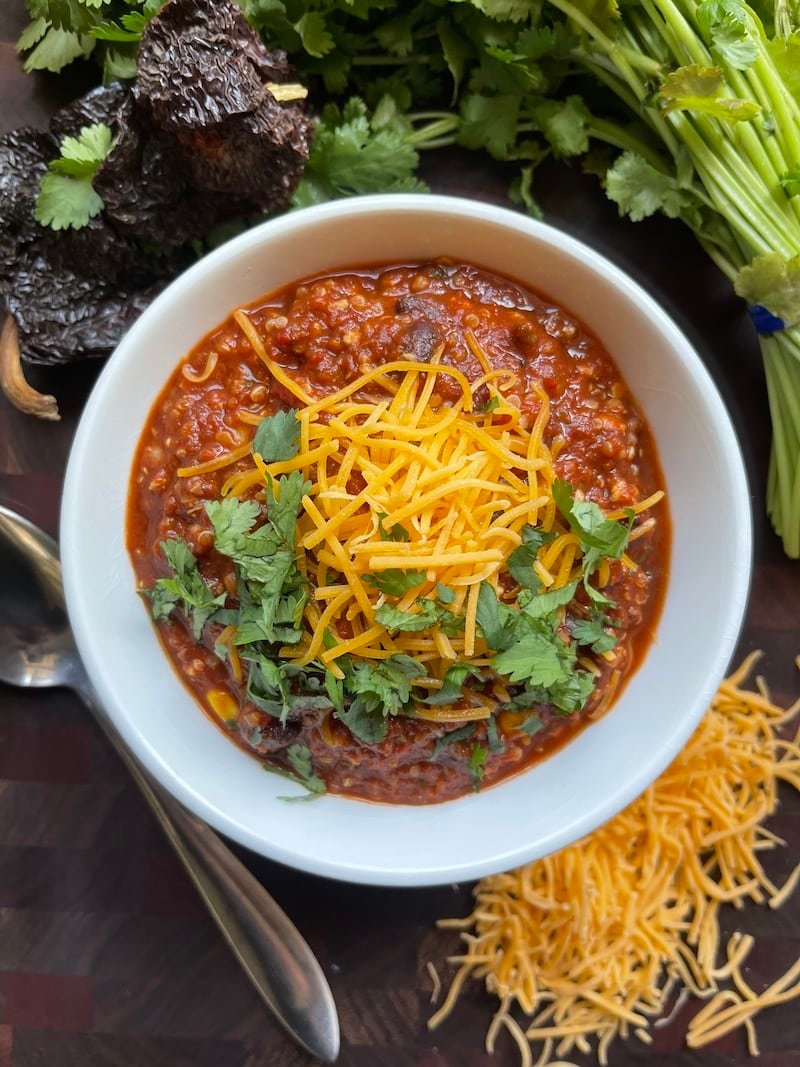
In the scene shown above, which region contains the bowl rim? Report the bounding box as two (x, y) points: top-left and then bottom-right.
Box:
(61, 193), (753, 885)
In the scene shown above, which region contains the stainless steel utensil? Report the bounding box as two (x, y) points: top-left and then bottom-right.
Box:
(0, 503), (339, 1063)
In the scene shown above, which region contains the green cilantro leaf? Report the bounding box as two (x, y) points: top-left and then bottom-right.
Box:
(294, 96), (426, 206)
(22, 26), (94, 73)
(553, 480), (633, 559)
(346, 654), (425, 717)
(432, 723), (476, 758)
(658, 65), (760, 121)
(377, 513), (411, 542)
(468, 0), (536, 21)
(735, 251), (800, 325)
(765, 33), (800, 104)
(476, 582), (520, 651)
(253, 410), (301, 463)
(16, 17), (49, 54)
(605, 151), (695, 223)
(469, 743), (488, 787)
(336, 653), (425, 744)
(270, 743), (326, 800)
(325, 669), (345, 714)
(265, 471), (311, 545)
(103, 48), (137, 81)
(205, 498), (261, 557)
(423, 662), (482, 706)
(90, 20), (142, 43)
(506, 524), (555, 590)
(35, 122), (115, 231)
(696, 0), (758, 71)
(145, 539), (226, 639)
(532, 95), (590, 158)
(337, 697), (389, 744)
(364, 569), (426, 596)
(520, 579), (579, 619)
(293, 11), (334, 58)
(458, 93), (521, 159)
(36, 172), (104, 230)
(486, 714), (505, 753)
(437, 17), (472, 101)
(245, 654), (292, 723)
(518, 712), (544, 735)
(375, 598), (443, 632)
(572, 612), (619, 654)
(549, 670), (596, 713)
(491, 629), (569, 687)
(49, 123), (115, 178)
(436, 582), (456, 604)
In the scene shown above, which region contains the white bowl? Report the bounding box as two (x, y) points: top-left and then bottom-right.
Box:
(61, 195), (752, 886)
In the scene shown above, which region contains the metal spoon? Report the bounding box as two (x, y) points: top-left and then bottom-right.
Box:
(0, 504), (339, 1063)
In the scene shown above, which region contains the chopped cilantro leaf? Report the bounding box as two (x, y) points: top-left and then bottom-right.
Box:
(432, 723), (475, 758)
(520, 579), (579, 619)
(486, 714), (506, 753)
(364, 569), (426, 596)
(337, 697), (389, 743)
(205, 498), (260, 558)
(469, 744), (488, 787)
(375, 598), (442, 632)
(518, 712), (544, 735)
(553, 479), (633, 558)
(265, 471), (312, 546)
(253, 410), (301, 463)
(436, 582), (456, 604)
(476, 582), (520, 651)
(335, 654), (425, 743)
(491, 628), (570, 687)
(572, 612), (619, 654)
(423, 662), (482, 706)
(264, 743), (326, 801)
(324, 669), (345, 714)
(145, 539), (226, 639)
(377, 513), (411, 542)
(549, 670), (596, 713)
(506, 524), (555, 590)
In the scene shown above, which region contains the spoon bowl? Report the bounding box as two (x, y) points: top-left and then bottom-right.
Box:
(0, 506), (78, 690)
(0, 502), (339, 1062)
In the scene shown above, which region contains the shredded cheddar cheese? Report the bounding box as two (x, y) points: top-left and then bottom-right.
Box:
(429, 653), (800, 1064)
(192, 316), (664, 695)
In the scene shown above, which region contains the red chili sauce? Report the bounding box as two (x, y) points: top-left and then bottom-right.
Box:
(127, 261), (670, 804)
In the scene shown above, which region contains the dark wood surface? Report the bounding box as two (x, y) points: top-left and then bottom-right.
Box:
(1, 5), (799, 1065)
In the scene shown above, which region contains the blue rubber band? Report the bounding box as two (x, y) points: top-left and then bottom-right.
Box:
(748, 304), (785, 335)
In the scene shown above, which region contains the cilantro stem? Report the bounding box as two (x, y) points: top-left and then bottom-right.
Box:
(587, 118), (667, 171)
(763, 334), (800, 556)
(549, 0), (660, 79)
(748, 48), (800, 167)
(406, 113), (460, 148)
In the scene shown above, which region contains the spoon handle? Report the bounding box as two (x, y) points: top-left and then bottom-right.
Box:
(72, 671), (339, 1063)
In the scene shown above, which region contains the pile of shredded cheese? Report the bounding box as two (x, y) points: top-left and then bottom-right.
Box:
(181, 310), (660, 692)
(428, 652), (800, 1064)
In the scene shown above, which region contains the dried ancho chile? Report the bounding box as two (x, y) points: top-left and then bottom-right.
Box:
(0, 86), (185, 419)
(95, 0), (311, 245)
(0, 0), (311, 418)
